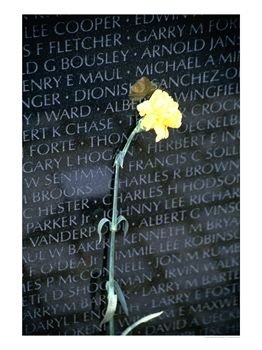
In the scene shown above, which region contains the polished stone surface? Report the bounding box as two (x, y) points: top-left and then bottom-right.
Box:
(23, 15), (240, 335)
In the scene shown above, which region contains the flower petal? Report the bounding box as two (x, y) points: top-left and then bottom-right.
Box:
(164, 110), (182, 128)
(140, 114), (156, 131)
(137, 100), (151, 117)
(154, 123), (169, 142)
(136, 88), (183, 142)
(150, 90), (167, 112)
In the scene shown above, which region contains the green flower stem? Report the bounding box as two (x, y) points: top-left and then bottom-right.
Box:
(107, 121), (143, 335)
(119, 121), (144, 165)
(108, 228), (116, 335)
(108, 164), (118, 336)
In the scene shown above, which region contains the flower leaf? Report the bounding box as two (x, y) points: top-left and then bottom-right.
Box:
(114, 150), (125, 168)
(121, 311), (163, 336)
(97, 218), (111, 244)
(114, 280), (128, 316)
(100, 282), (118, 326)
(100, 294), (117, 326)
(117, 215), (129, 237)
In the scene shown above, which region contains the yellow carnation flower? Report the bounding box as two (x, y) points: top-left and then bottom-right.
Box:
(137, 89), (182, 142)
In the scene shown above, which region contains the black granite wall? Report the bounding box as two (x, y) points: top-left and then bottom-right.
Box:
(22, 14), (240, 335)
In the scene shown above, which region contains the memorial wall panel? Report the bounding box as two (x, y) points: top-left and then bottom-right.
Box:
(22, 14), (240, 335)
